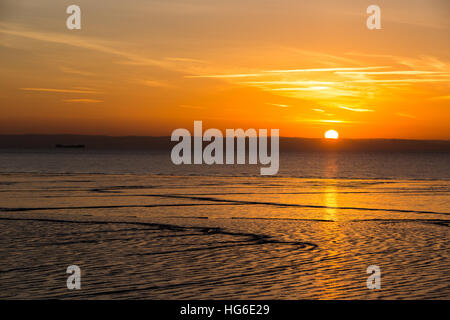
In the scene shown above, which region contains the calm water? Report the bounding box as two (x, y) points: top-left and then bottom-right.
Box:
(0, 150), (448, 299)
(0, 149), (448, 180)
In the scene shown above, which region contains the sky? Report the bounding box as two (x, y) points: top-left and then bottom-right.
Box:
(0, 0), (449, 139)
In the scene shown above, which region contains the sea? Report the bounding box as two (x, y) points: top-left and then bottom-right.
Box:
(0, 149), (448, 299)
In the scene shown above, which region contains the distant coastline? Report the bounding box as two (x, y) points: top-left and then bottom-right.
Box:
(55, 144), (85, 149)
(0, 134), (449, 153)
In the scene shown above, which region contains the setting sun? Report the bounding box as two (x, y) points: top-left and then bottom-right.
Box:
(324, 130), (339, 139)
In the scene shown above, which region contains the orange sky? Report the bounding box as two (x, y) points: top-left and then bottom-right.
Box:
(0, 0), (449, 139)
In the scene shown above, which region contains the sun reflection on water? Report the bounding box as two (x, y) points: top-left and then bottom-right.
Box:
(323, 153), (339, 221)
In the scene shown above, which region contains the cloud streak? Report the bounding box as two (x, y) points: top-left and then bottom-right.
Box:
(0, 26), (167, 67)
(266, 103), (291, 108)
(0, 24), (201, 72)
(396, 113), (416, 119)
(63, 98), (103, 103)
(60, 66), (95, 77)
(297, 119), (359, 124)
(272, 86), (329, 91)
(347, 79), (450, 83)
(338, 106), (374, 112)
(265, 66), (389, 74)
(336, 70), (448, 75)
(186, 67), (389, 78)
(21, 88), (103, 94)
(242, 81), (335, 85)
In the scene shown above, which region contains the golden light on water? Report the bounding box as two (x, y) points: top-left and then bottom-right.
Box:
(324, 130), (339, 139)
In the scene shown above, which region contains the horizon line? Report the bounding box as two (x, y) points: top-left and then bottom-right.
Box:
(0, 133), (449, 142)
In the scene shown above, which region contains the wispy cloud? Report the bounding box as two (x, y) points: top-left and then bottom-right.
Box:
(316, 119), (356, 123)
(142, 80), (173, 88)
(266, 103), (291, 108)
(272, 86), (329, 91)
(297, 119), (359, 124)
(312, 108), (325, 112)
(345, 52), (449, 72)
(60, 66), (95, 77)
(63, 98), (103, 103)
(283, 49), (361, 67)
(347, 79), (450, 83)
(336, 70), (447, 75)
(164, 57), (206, 63)
(338, 106), (374, 112)
(265, 66), (389, 74)
(186, 73), (265, 78)
(0, 26), (165, 67)
(430, 95), (450, 100)
(242, 81), (335, 86)
(396, 113), (416, 119)
(187, 66), (389, 78)
(0, 24), (201, 72)
(179, 104), (205, 109)
(21, 88), (103, 94)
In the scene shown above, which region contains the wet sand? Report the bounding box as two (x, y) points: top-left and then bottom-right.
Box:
(0, 174), (449, 299)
